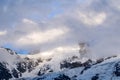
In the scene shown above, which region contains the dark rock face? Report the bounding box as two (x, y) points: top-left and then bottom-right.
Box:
(80, 59), (92, 74)
(82, 59), (92, 67)
(0, 62), (12, 80)
(0, 60), (40, 80)
(12, 68), (21, 78)
(60, 58), (93, 70)
(17, 59), (39, 73)
(95, 58), (104, 64)
(54, 74), (71, 80)
(4, 48), (17, 55)
(60, 60), (82, 69)
(105, 55), (117, 60)
(38, 65), (53, 76)
(32, 76), (46, 80)
(91, 74), (99, 80)
(60, 56), (82, 69)
(37, 58), (43, 63)
(17, 62), (27, 73)
(114, 62), (120, 76)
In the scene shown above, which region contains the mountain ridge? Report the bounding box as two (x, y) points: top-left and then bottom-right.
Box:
(0, 47), (120, 80)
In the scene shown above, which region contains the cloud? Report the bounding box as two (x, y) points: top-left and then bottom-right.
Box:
(0, 30), (7, 36)
(0, 0), (120, 58)
(22, 18), (37, 25)
(17, 28), (68, 46)
(78, 12), (106, 26)
(108, 0), (120, 11)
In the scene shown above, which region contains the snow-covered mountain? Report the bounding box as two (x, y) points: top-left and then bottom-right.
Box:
(0, 46), (120, 80)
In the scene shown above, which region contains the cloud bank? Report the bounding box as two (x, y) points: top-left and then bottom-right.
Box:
(0, 0), (120, 58)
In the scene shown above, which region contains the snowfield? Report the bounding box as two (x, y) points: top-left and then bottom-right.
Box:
(0, 47), (120, 80)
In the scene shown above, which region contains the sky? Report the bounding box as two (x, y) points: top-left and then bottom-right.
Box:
(0, 0), (120, 57)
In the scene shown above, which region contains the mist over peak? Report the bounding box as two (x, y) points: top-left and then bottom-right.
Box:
(0, 0), (120, 80)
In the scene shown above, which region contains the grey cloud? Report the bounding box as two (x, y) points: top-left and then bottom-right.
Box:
(0, 0), (120, 58)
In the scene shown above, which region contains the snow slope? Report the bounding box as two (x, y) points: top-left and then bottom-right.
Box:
(21, 55), (120, 80)
(0, 47), (120, 80)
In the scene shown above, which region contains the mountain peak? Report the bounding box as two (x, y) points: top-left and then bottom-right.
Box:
(0, 47), (120, 80)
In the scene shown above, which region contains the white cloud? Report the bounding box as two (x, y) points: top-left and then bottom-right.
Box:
(22, 18), (37, 25)
(78, 12), (106, 26)
(0, 30), (7, 36)
(27, 45), (79, 59)
(17, 28), (68, 45)
(0, 0), (120, 58)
